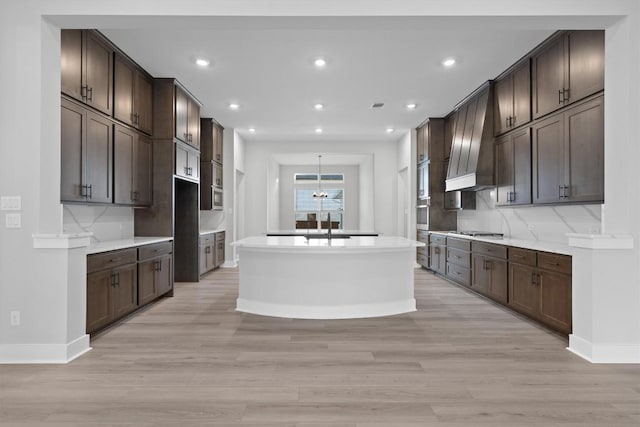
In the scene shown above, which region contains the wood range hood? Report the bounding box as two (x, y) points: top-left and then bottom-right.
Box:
(445, 81), (495, 192)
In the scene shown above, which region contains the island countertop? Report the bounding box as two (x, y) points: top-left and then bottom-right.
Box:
(233, 235), (424, 252)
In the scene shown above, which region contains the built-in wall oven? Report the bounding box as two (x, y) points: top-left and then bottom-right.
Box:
(212, 188), (223, 210)
(416, 201), (429, 231)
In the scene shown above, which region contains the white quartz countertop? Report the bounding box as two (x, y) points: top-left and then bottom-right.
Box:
(200, 228), (225, 236)
(87, 237), (173, 254)
(266, 229), (379, 235)
(233, 235), (424, 251)
(429, 231), (572, 255)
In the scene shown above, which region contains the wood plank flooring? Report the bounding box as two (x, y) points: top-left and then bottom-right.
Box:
(1, 267), (639, 426)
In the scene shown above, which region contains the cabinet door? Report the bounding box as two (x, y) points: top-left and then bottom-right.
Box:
(187, 150), (200, 181)
(417, 125), (426, 163)
(567, 31), (604, 104)
(134, 134), (153, 206)
(60, 98), (85, 202)
(175, 143), (188, 178)
(494, 134), (513, 206)
(113, 54), (135, 127)
(216, 241), (225, 267)
(199, 245), (208, 275)
(206, 244), (216, 270)
(215, 124), (224, 163)
(187, 97), (200, 149)
(487, 258), (508, 304)
(61, 30), (83, 102)
(564, 96), (604, 203)
(417, 163), (426, 199)
(511, 128), (532, 205)
(532, 34), (566, 119)
(112, 264), (138, 319)
(175, 86), (189, 143)
(538, 269), (572, 334)
(86, 269), (112, 334)
(508, 263), (539, 318)
(532, 113), (563, 204)
(156, 255), (173, 295)
(138, 259), (157, 306)
(512, 59), (531, 129)
(471, 254), (490, 295)
(85, 110), (113, 203)
(213, 162), (223, 188)
(493, 74), (512, 136)
(84, 31), (113, 115)
(114, 124), (135, 205)
(135, 71), (154, 135)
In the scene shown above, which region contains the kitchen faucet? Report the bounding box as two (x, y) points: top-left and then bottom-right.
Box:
(327, 212), (332, 240)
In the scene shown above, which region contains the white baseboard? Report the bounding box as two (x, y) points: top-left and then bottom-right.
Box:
(236, 298), (416, 320)
(0, 334), (91, 364)
(221, 260), (237, 268)
(568, 334), (640, 363)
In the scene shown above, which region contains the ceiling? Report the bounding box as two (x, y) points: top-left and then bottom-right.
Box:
(101, 18), (555, 143)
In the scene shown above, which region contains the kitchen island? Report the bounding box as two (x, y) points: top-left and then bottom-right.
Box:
(232, 235), (424, 319)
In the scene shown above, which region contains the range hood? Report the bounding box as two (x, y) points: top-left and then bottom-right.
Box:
(445, 81), (495, 192)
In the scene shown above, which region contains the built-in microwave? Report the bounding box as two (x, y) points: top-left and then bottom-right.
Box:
(212, 188), (223, 210)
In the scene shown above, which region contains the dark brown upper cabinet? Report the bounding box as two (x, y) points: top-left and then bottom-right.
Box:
(154, 79), (201, 149)
(61, 30), (113, 116)
(113, 53), (153, 135)
(61, 96), (113, 204)
(114, 124), (152, 207)
(495, 127), (531, 206)
(532, 30), (604, 119)
(201, 118), (224, 164)
(532, 94), (603, 204)
(175, 85), (200, 149)
(494, 59), (531, 136)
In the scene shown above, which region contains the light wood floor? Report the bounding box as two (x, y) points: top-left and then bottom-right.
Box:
(1, 268), (639, 426)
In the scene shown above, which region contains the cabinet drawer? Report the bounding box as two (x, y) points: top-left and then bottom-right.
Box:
(446, 247), (470, 268)
(138, 241), (173, 261)
(446, 263), (470, 287)
(417, 230), (429, 243)
(509, 247), (537, 266)
(215, 231), (226, 242)
(447, 237), (471, 251)
(430, 234), (446, 245)
(538, 252), (571, 274)
(200, 233), (215, 245)
(87, 248), (137, 273)
(472, 241), (507, 259)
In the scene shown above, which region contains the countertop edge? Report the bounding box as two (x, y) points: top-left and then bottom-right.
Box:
(427, 231), (572, 255)
(87, 237), (173, 254)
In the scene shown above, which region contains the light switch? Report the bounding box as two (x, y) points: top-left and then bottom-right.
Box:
(0, 196), (21, 211)
(5, 213), (21, 229)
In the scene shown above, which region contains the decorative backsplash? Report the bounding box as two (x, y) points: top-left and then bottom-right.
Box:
(457, 189), (602, 243)
(63, 205), (134, 243)
(200, 209), (225, 231)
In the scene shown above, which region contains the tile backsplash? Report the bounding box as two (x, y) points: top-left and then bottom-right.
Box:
(63, 205), (134, 243)
(200, 209), (225, 231)
(457, 189), (602, 243)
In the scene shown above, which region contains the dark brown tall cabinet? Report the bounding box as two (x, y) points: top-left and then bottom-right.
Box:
(494, 59), (531, 136)
(200, 118), (224, 210)
(532, 94), (604, 204)
(60, 97), (113, 204)
(114, 124), (152, 206)
(495, 127), (531, 206)
(113, 53), (153, 135)
(61, 30), (113, 116)
(532, 30), (604, 119)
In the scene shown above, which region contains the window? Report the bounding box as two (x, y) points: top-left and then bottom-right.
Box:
(294, 173), (344, 229)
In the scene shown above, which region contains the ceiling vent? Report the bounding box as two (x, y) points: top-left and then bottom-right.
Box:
(370, 102), (384, 109)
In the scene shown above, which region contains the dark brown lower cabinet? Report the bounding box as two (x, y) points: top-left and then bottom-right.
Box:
(429, 244), (446, 275)
(538, 268), (572, 333)
(508, 263), (539, 319)
(87, 241), (173, 335)
(86, 260), (137, 334)
(472, 254), (508, 304)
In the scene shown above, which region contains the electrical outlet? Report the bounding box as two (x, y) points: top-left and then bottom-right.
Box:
(5, 213), (21, 229)
(10, 311), (20, 326)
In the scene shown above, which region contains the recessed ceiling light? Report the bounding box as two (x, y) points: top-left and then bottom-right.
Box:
(386, 128), (395, 133)
(405, 103), (417, 110)
(314, 57), (327, 68)
(314, 103), (325, 110)
(248, 128), (256, 133)
(442, 58), (456, 67)
(195, 57), (210, 67)
(229, 103), (239, 110)
(315, 127), (323, 133)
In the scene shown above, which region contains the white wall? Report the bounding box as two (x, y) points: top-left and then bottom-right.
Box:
(0, 0), (638, 363)
(243, 139), (398, 237)
(278, 164), (360, 230)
